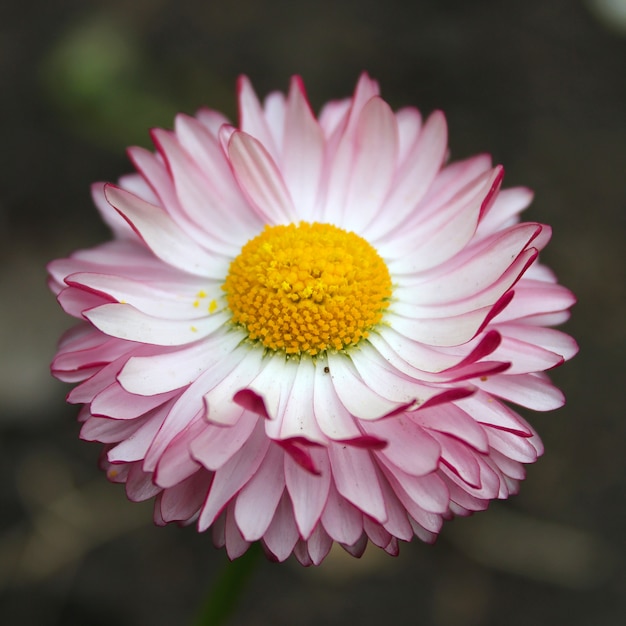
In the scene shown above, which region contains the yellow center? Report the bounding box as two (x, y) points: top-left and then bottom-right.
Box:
(223, 222), (392, 356)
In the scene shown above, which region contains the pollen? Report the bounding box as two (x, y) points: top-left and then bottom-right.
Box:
(222, 222), (392, 356)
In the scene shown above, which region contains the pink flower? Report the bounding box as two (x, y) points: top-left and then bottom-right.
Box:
(49, 74), (577, 565)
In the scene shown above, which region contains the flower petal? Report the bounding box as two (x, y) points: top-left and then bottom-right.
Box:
(228, 131), (297, 224)
(105, 185), (227, 278)
(234, 443), (286, 541)
(198, 418), (269, 531)
(328, 443), (387, 523)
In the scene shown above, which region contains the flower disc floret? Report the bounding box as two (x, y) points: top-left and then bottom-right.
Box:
(223, 222), (392, 355)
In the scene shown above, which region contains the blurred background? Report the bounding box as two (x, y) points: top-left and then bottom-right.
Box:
(1, 0), (624, 624)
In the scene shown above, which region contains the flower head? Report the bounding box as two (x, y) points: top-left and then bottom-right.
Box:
(49, 74), (577, 565)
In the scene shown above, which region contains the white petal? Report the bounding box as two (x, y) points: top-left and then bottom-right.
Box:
(118, 328), (244, 395)
(104, 185), (228, 278)
(264, 357), (326, 443)
(285, 448), (331, 539)
(208, 348), (277, 426)
(66, 272), (222, 320)
(281, 77), (325, 220)
(312, 361), (363, 440)
(228, 131), (297, 224)
(85, 303), (229, 346)
(366, 111), (447, 240)
(237, 76), (279, 160)
(342, 97), (398, 231)
(152, 127), (256, 254)
(327, 352), (403, 420)
(107, 405), (168, 463)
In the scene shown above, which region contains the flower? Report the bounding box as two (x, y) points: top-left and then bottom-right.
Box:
(49, 74), (577, 565)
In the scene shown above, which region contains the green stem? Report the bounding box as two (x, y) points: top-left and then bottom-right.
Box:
(192, 544), (262, 626)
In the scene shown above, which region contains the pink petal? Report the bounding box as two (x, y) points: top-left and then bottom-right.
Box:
(261, 492), (300, 562)
(125, 463), (161, 502)
(327, 352), (403, 419)
(197, 418), (269, 531)
(304, 524), (333, 565)
(415, 403), (490, 452)
(80, 413), (152, 443)
(234, 444), (286, 541)
(190, 412), (259, 472)
(206, 349), (275, 426)
(67, 357), (126, 405)
(152, 127), (257, 254)
(228, 131), (297, 224)
(477, 372), (565, 410)
(160, 471), (210, 522)
(367, 111), (447, 240)
(381, 467), (442, 533)
(440, 453), (501, 500)
(493, 280), (577, 323)
(342, 96), (398, 231)
(476, 186), (534, 237)
(312, 362), (363, 440)
(91, 382), (178, 419)
(363, 517), (392, 549)
(394, 107), (423, 166)
(57, 285), (111, 318)
(242, 352), (298, 421)
(195, 107), (230, 136)
(369, 328), (465, 374)
(264, 356), (326, 443)
(321, 483), (364, 545)
(386, 303), (500, 348)
(85, 303), (229, 346)
(262, 90), (287, 150)
(365, 415), (441, 476)
(281, 76), (325, 220)
(107, 405), (168, 463)
(456, 391), (533, 435)
(328, 443), (387, 523)
(174, 114), (258, 223)
(341, 534), (368, 557)
(66, 272), (220, 320)
(285, 447), (331, 539)
(484, 426), (540, 464)
(488, 335), (564, 374)
(376, 474), (415, 541)
(91, 182), (139, 241)
(154, 418), (205, 488)
(400, 222), (541, 305)
(496, 323), (579, 361)
(224, 504), (251, 559)
(237, 75), (279, 160)
(118, 329), (244, 395)
(377, 457), (449, 514)
(433, 433), (483, 488)
(105, 185), (228, 279)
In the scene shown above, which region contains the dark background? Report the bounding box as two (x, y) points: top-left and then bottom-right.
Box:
(1, 0), (624, 624)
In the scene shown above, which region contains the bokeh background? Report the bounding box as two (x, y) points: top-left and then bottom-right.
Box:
(1, 0), (625, 624)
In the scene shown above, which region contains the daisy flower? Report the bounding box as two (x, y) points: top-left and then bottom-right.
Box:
(49, 74), (577, 565)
